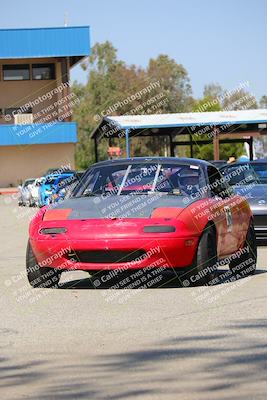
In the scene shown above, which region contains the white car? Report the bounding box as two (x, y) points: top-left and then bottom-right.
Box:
(28, 177), (45, 207)
(18, 179), (35, 206)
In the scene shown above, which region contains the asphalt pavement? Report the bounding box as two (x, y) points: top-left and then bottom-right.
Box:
(1, 195), (267, 400)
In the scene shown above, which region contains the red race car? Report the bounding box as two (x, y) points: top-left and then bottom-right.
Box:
(26, 157), (257, 288)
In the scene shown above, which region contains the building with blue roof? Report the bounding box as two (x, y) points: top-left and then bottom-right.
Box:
(0, 26), (90, 186)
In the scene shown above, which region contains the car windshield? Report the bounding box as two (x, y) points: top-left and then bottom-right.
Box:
(44, 176), (70, 186)
(220, 164), (259, 186)
(44, 177), (58, 185)
(74, 163), (204, 197)
(24, 179), (34, 187)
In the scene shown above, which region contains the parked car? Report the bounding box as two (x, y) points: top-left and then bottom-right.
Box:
(50, 172), (85, 204)
(18, 178), (35, 206)
(44, 168), (76, 176)
(38, 172), (76, 206)
(26, 157), (256, 288)
(28, 178), (45, 207)
(220, 160), (267, 241)
(250, 159), (267, 183)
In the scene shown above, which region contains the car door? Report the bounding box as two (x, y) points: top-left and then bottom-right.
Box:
(207, 166), (242, 257)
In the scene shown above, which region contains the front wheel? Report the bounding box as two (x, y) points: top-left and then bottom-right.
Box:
(229, 220), (257, 277)
(26, 241), (61, 288)
(182, 225), (218, 287)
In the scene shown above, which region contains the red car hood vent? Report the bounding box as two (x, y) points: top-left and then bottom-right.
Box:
(54, 195), (192, 219)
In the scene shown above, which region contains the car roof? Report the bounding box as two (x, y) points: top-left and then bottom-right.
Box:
(89, 157), (213, 169)
(45, 172), (74, 178)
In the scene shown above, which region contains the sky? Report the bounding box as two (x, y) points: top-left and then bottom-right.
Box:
(1, 0), (267, 101)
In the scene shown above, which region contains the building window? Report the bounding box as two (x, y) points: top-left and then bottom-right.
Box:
(32, 63), (55, 80)
(4, 107), (32, 117)
(3, 64), (30, 80)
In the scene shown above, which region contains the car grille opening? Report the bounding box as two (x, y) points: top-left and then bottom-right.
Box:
(68, 249), (147, 264)
(254, 215), (267, 227)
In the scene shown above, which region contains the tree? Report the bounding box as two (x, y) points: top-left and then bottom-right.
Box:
(222, 89), (257, 111)
(203, 83), (224, 100)
(191, 97), (220, 160)
(72, 42), (253, 167)
(260, 95), (267, 109)
(72, 42), (124, 168)
(72, 44), (194, 167)
(191, 97), (243, 160)
(192, 96), (221, 113)
(147, 54), (193, 113)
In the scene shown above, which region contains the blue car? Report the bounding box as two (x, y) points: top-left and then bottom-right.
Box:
(50, 173), (83, 204)
(38, 172), (75, 206)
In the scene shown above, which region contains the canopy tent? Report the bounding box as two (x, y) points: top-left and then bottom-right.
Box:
(91, 109), (267, 162)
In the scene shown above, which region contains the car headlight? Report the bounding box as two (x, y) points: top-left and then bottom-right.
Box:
(40, 227), (67, 235)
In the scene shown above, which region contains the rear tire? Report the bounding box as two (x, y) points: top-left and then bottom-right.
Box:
(182, 225), (218, 287)
(229, 220), (257, 277)
(26, 241), (61, 288)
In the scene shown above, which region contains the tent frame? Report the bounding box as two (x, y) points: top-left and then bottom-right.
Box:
(91, 115), (267, 162)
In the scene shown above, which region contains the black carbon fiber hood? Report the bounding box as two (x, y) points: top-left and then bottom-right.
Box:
(55, 194), (192, 219)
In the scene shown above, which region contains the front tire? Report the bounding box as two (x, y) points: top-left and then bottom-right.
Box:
(182, 225), (218, 287)
(26, 241), (61, 288)
(229, 220), (257, 277)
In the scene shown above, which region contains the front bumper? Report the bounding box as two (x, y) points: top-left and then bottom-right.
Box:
(30, 236), (198, 271)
